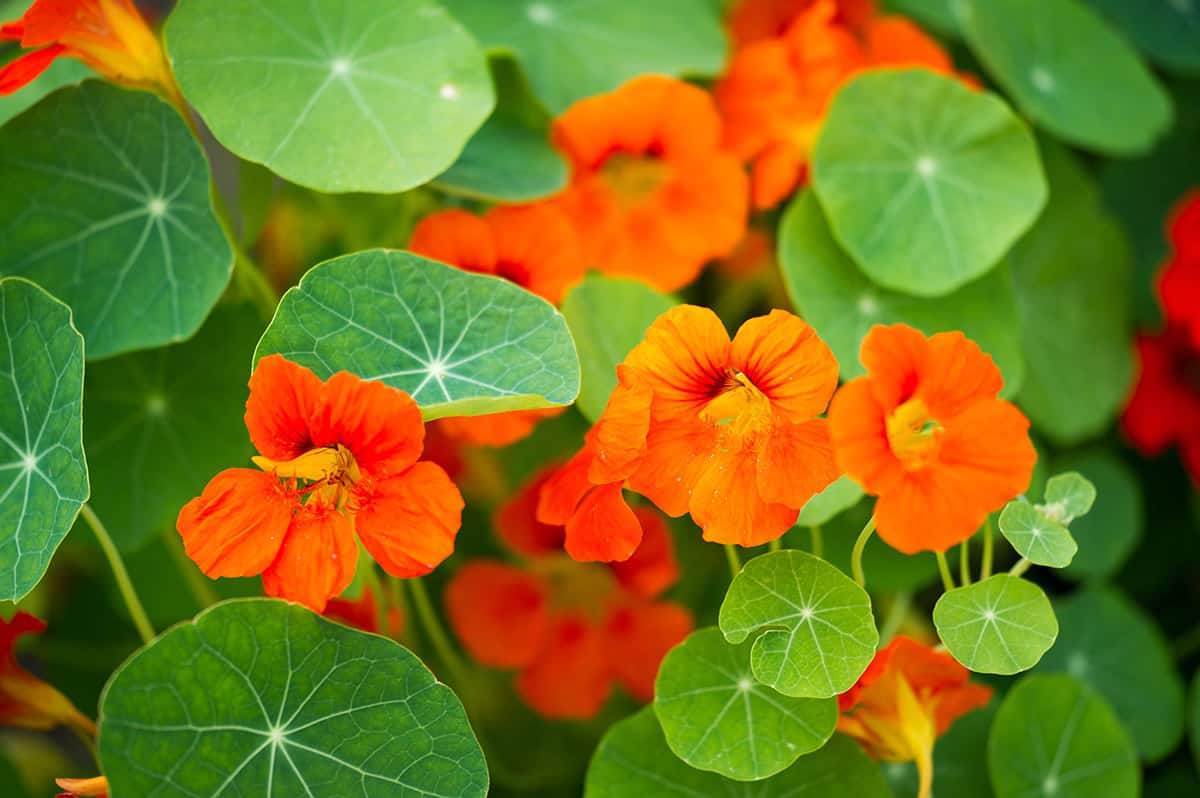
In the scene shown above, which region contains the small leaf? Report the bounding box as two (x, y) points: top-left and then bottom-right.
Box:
(796, 475), (865, 528)
(1057, 452), (1143, 582)
(254, 250), (580, 420)
(586, 707), (891, 798)
(933, 574), (1058, 674)
(988, 674), (1140, 798)
(560, 276), (676, 422)
(99, 599), (489, 797)
(812, 69), (1046, 297)
(1043, 472), (1097, 522)
(0, 277), (89, 601)
(719, 551), (878, 699)
(997, 501), (1077, 569)
(653, 627), (837, 781)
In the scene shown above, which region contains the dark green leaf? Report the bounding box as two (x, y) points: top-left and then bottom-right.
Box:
(1056, 452), (1143, 582)
(1084, 0), (1200, 75)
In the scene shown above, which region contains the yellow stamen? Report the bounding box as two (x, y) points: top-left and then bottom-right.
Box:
(885, 398), (944, 470)
(601, 153), (669, 205)
(701, 371), (774, 442)
(252, 444), (360, 484)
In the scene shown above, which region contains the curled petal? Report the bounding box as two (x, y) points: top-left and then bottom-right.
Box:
(564, 483), (642, 563)
(245, 354), (321, 462)
(689, 446), (798, 546)
(176, 469), (294, 578)
(589, 368), (654, 484)
(311, 371), (424, 478)
(536, 446), (594, 526)
(353, 462), (464, 577)
(609, 508), (680, 598)
(445, 561), (549, 669)
(756, 418), (838, 508)
(262, 501), (358, 613)
(0, 43), (65, 94)
(731, 309), (839, 421)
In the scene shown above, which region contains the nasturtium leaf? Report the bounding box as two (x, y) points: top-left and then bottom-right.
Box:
(440, 0), (726, 114)
(1043, 472), (1097, 521)
(779, 190), (1025, 394)
(0, 81), (233, 360)
(885, 0), (963, 37)
(255, 250), (580, 420)
(1056, 452), (1143, 582)
(811, 69), (1046, 297)
(959, 0), (1172, 155)
(83, 305), (260, 553)
(1085, 0), (1200, 74)
(1010, 143), (1133, 445)
(99, 599), (488, 797)
(0, 54), (91, 126)
(885, 704), (996, 798)
(166, 0), (493, 193)
(0, 278), (88, 601)
(796, 475), (864, 528)
(719, 551), (878, 699)
(561, 276), (675, 422)
(988, 675), (1140, 798)
(1036, 587), (1185, 761)
(653, 627), (837, 781)
(997, 501), (1077, 569)
(586, 707), (891, 798)
(933, 574), (1058, 674)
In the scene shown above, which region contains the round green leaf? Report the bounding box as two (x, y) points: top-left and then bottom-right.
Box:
(719, 550), (878, 699)
(254, 250), (580, 420)
(988, 674), (1140, 798)
(561, 276), (676, 422)
(796, 475), (865, 528)
(83, 305), (260, 552)
(99, 599), (488, 797)
(1036, 587), (1185, 761)
(779, 190), (1025, 394)
(440, 0), (726, 113)
(1085, 0), (1200, 74)
(998, 501), (1077, 569)
(653, 627), (837, 781)
(166, 0), (494, 193)
(0, 278), (88, 601)
(0, 81), (233, 359)
(960, 0), (1172, 154)
(933, 574), (1058, 674)
(1043, 472), (1097, 521)
(1056, 452), (1143, 582)
(586, 707), (891, 798)
(812, 69), (1046, 297)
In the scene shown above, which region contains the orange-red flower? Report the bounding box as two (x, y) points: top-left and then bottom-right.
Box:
(541, 305), (840, 557)
(446, 466), (691, 719)
(0, 613), (95, 736)
(838, 636), (991, 798)
(549, 75), (748, 292)
(1159, 192), (1200, 348)
(177, 355), (464, 613)
(56, 776), (109, 798)
(728, 0), (875, 48)
(828, 324), (1036, 553)
(0, 0), (176, 100)
(1123, 329), (1200, 483)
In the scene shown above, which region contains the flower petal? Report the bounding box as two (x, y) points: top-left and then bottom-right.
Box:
(536, 446), (594, 526)
(353, 462), (464, 577)
(176, 468), (293, 578)
(589, 368), (653, 483)
(495, 464), (567, 558)
(756, 417), (838, 507)
(609, 508), (680, 598)
(245, 354), (322, 462)
(487, 204), (586, 304)
(409, 208), (497, 274)
(445, 561), (549, 669)
(623, 305), (731, 419)
(603, 599), (692, 701)
(261, 501), (357, 613)
(310, 371), (424, 477)
(628, 418), (717, 516)
(731, 309), (839, 421)
(564, 483), (642, 563)
(0, 43), (64, 94)
(515, 613), (612, 720)
(689, 445), (799, 546)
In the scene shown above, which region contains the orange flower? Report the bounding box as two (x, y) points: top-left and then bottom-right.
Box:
(177, 355), (464, 613)
(549, 75), (748, 292)
(728, 0), (875, 48)
(0, 0), (176, 101)
(446, 468), (691, 719)
(828, 324), (1036, 553)
(323, 585), (404, 638)
(0, 613), (95, 736)
(838, 636), (991, 798)
(56, 776), (109, 797)
(542, 305), (840, 556)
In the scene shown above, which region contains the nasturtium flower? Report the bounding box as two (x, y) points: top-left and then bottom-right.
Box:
(0, 613), (95, 736)
(177, 355), (464, 613)
(1159, 192), (1200, 348)
(0, 0), (176, 100)
(728, 0), (875, 48)
(1123, 328), (1200, 484)
(542, 305), (840, 558)
(446, 466), (691, 719)
(828, 324), (1036, 554)
(55, 776), (109, 798)
(549, 75), (749, 292)
(838, 636), (991, 798)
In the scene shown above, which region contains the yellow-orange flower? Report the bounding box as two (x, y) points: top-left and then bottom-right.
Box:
(56, 776), (109, 797)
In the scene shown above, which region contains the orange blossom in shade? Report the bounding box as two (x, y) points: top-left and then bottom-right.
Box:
(447, 467), (691, 719)
(55, 776), (109, 798)
(1122, 329), (1200, 484)
(728, 0), (875, 47)
(1159, 192), (1200, 348)
(177, 355), (464, 613)
(549, 75), (749, 292)
(838, 636), (992, 798)
(828, 324), (1037, 554)
(542, 305), (841, 557)
(0, 613), (95, 736)
(0, 0), (177, 101)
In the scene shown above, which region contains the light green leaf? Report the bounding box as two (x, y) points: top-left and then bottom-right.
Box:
(1043, 472), (1097, 522)
(796, 475), (864, 528)
(560, 276), (675, 422)
(960, 0), (1172, 154)
(997, 501), (1077, 569)
(83, 304), (260, 553)
(933, 574), (1058, 674)
(255, 250), (580, 420)
(0, 81), (232, 359)
(719, 551), (878, 699)
(779, 190), (1025, 394)
(1011, 142), (1134, 445)
(440, 0), (726, 113)
(166, 0), (494, 193)
(99, 599), (488, 797)
(988, 674), (1140, 798)
(812, 69), (1046, 297)
(0, 278), (88, 601)
(1085, 0), (1200, 74)
(1056, 452), (1143, 582)
(653, 627), (837, 781)
(1037, 587), (1185, 761)
(586, 707), (891, 798)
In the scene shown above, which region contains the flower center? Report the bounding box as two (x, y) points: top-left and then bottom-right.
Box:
(600, 153), (669, 205)
(252, 444), (362, 509)
(885, 398), (944, 470)
(530, 556), (616, 618)
(701, 371), (774, 442)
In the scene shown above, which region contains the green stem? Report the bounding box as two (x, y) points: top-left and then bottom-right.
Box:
(724, 544), (743, 580)
(982, 516), (994, 580)
(407, 578), (469, 684)
(81, 505), (154, 645)
(162, 527), (219, 610)
(768, 537), (782, 553)
(361, 565), (389, 638)
(850, 517), (876, 588)
(1009, 557), (1032, 578)
(959, 540), (972, 587)
(810, 524), (824, 559)
(935, 551), (956, 593)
